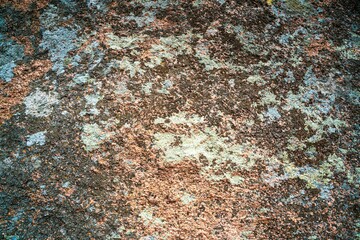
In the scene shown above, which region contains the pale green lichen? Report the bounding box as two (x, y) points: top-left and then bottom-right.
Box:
(240, 230), (254, 240)
(126, 11), (156, 27)
(153, 112), (267, 183)
(115, 81), (130, 95)
(258, 90), (281, 106)
(284, 0), (316, 15)
(224, 173), (244, 185)
(286, 136), (306, 151)
(81, 123), (110, 151)
(282, 74), (346, 143)
(106, 33), (144, 51)
(305, 117), (346, 143)
(347, 167), (360, 187)
(180, 192), (196, 205)
(80, 94), (103, 116)
(156, 80), (173, 94)
(154, 112), (204, 126)
(282, 154), (345, 197)
(226, 24), (266, 55)
(24, 89), (59, 117)
(73, 73), (94, 84)
(139, 208), (165, 226)
(115, 58), (144, 77)
(246, 75), (266, 86)
(145, 33), (195, 68)
(195, 42), (224, 71)
(141, 82), (153, 95)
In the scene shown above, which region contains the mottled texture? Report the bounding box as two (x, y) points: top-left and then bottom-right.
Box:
(0, 0), (359, 239)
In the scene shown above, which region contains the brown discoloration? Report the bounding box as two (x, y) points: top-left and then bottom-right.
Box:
(12, 36), (34, 55)
(0, 0), (50, 11)
(306, 38), (334, 57)
(0, 60), (52, 124)
(108, 125), (261, 238)
(127, 162), (257, 239)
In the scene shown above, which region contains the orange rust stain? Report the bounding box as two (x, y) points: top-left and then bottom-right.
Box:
(0, 60), (52, 125)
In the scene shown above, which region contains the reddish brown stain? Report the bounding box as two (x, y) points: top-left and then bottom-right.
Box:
(0, 60), (52, 124)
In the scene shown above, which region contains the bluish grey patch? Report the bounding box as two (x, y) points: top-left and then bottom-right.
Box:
(0, 17), (6, 30)
(157, 79), (173, 94)
(71, 55), (81, 67)
(294, 27), (309, 37)
(303, 66), (317, 86)
(134, 0), (171, 9)
(6, 236), (19, 240)
(304, 147), (317, 158)
(279, 34), (290, 45)
(231, 25), (262, 55)
(0, 62), (16, 82)
(272, 67), (284, 78)
(40, 27), (78, 74)
(60, 0), (77, 8)
(87, 0), (108, 12)
(62, 181), (70, 188)
(316, 183), (333, 199)
(141, 236), (156, 240)
(347, 90), (360, 105)
(301, 89), (318, 103)
(26, 131), (47, 147)
(264, 107), (281, 122)
(284, 70), (295, 83)
(0, 37), (24, 82)
(270, 5), (287, 19)
(316, 102), (332, 114)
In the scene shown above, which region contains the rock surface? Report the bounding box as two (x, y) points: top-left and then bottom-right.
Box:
(0, 0), (359, 239)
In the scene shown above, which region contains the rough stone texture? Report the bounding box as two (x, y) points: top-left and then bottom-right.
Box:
(0, 0), (359, 239)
